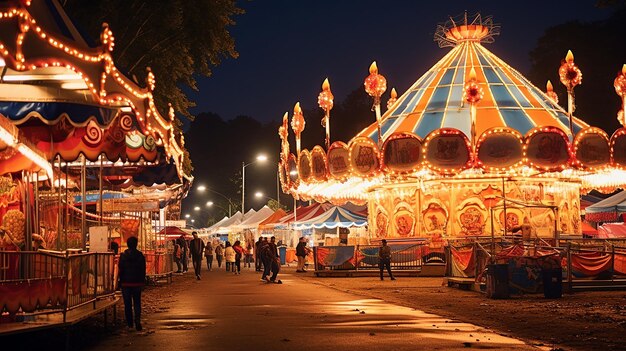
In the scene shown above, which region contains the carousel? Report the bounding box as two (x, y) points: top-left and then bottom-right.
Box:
(278, 14), (626, 245)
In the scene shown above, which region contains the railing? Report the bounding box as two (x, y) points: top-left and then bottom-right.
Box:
(0, 250), (116, 323)
(313, 243), (440, 272)
(445, 237), (626, 293)
(144, 250), (173, 282)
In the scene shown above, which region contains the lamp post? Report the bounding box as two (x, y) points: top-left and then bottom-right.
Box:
(196, 185), (234, 216)
(242, 154), (267, 216)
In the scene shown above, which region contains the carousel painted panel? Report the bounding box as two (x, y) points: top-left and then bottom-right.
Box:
(423, 128), (472, 174)
(310, 146), (328, 181)
(574, 127), (610, 169)
(298, 149), (312, 182)
(287, 153), (298, 185)
(525, 127), (571, 171)
(381, 132), (422, 174)
(390, 187), (418, 238)
(327, 141), (350, 179)
(454, 197), (488, 237)
(476, 128), (523, 170)
(348, 137), (380, 177)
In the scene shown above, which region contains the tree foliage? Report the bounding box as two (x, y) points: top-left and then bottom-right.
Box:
(527, 7), (626, 133)
(63, 0), (243, 121)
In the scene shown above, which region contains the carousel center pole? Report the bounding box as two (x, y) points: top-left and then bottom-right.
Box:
(81, 155), (86, 251)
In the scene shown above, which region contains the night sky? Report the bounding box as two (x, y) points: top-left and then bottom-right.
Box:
(182, 0), (617, 223)
(187, 0), (612, 124)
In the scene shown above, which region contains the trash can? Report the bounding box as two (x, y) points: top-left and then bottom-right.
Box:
(542, 268), (563, 299)
(278, 246), (286, 265)
(486, 264), (509, 299)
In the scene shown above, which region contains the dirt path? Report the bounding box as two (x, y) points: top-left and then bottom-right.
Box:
(296, 273), (626, 351)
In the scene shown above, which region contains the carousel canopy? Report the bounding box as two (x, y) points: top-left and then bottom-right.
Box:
(279, 13), (626, 205)
(356, 29), (587, 142)
(294, 206), (368, 230)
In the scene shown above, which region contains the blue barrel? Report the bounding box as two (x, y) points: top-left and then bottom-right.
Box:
(278, 246), (286, 265)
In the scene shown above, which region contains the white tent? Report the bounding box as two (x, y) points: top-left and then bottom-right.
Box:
(233, 206), (275, 231)
(212, 211), (243, 234)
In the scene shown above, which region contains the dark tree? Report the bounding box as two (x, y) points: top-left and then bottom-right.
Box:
(527, 8), (626, 134)
(63, 0), (243, 122)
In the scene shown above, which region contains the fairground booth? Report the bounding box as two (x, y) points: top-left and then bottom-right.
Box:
(0, 0), (190, 329)
(277, 14), (626, 288)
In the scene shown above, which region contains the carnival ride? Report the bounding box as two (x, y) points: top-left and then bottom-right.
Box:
(278, 13), (626, 244)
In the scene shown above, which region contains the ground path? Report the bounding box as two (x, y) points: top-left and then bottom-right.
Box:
(86, 265), (544, 351)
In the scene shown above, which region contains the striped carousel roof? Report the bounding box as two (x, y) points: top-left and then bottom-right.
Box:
(357, 29), (589, 142)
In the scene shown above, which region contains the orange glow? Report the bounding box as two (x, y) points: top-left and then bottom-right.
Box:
(469, 67), (477, 81)
(566, 50), (574, 63)
(369, 61), (378, 74)
(322, 78), (330, 91)
(391, 88), (397, 99)
(546, 80), (554, 92)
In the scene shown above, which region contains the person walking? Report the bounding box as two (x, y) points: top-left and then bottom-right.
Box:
(172, 239), (182, 273)
(215, 242), (224, 268)
(254, 237), (263, 271)
(224, 241), (235, 272)
(189, 231), (205, 280)
(295, 237), (311, 273)
(378, 239), (395, 281)
(177, 234), (189, 273)
(261, 236), (279, 282)
(232, 240), (245, 275)
(204, 241), (214, 271)
(118, 236), (146, 331)
(245, 241), (253, 268)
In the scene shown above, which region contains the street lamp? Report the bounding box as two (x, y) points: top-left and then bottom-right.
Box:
(206, 201), (230, 216)
(185, 214), (190, 218)
(197, 185), (233, 216)
(255, 191), (277, 202)
(242, 154), (267, 215)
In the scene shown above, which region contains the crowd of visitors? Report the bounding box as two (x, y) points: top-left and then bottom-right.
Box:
(169, 232), (311, 284)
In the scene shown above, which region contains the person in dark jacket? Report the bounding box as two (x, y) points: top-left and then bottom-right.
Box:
(295, 237), (311, 273)
(177, 235), (189, 273)
(261, 236), (279, 282)
(189, 231), (205, 280)
(254, 237), (263, 271)
(378, 239), (395, 281)
(118, 236), (146, 331)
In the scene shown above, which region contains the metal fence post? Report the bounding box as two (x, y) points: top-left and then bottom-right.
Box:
(63, 250), (69, 323)
(566, 242), (573, 293)
(93, 253), (98, 309)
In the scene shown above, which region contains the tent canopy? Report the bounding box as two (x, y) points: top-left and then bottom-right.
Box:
(294, 206), (368, 230)
(157, 226), (193, 239)
(596, 223), (626, 238)
(585, 191), (626, 222)
(258, 209), (287, 231)
(236, 206), (274, 230)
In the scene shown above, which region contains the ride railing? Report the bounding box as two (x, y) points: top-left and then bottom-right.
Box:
(0, 250), (116, 323)
(445, 237), (626, 292)
(313, 243), (440, 272)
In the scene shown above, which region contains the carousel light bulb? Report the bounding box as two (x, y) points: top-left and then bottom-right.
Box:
(369, 61), (378, 74)
(322, 78), (330, 91)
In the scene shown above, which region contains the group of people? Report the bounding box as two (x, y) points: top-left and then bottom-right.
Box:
(172, 232), (263, 279)
(254, 236), (283, 283)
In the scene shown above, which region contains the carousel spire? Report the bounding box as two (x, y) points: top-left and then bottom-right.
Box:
(278, 111), (290, 160)
(291, 102), (305, 155)
(546, 80), (558, 104)
(318, 78), (334, 150)
(387, 88), (398, 110)
(559, 50), (582, 138)
(364, 61), (387, 146)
